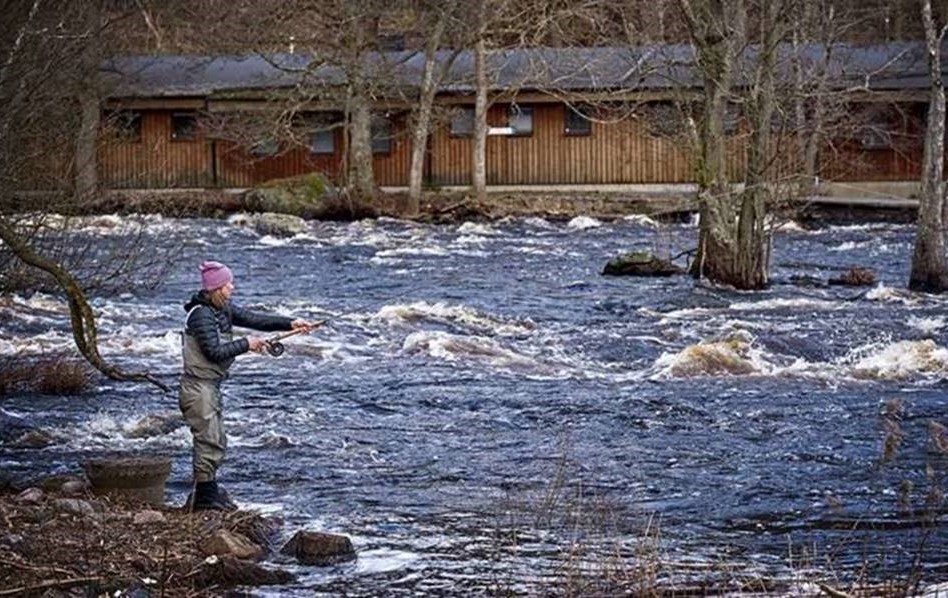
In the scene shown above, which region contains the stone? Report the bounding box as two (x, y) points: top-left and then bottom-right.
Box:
(201, 529), (264, 561)
(11, 429), (54, 448)
(83, 457), (171, 507)
(281, 530), (356, 566)
(125, 412), (186, 439)
(60, 480), (89, 496)
(53, 498), (100, 519)
(829, 266), (876, 286)
(196, 555), (295, 587)
(602, 251), (684, 277)
(251, 212), (308, 237)
(15, 487), (43, 505)
(133, 510), (167, 525)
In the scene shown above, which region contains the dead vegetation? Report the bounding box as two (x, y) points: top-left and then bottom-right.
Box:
(0, 490), (293, 597)
(0, 354), (95, 396)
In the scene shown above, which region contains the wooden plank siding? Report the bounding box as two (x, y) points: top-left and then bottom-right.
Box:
(99, 110), (211, 188)
(215, 141), (343, 188)
(429, 103), (748, 186)
(97, 100), (930, 190)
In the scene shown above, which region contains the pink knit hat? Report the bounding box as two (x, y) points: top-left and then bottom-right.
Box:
(200, 261), (233, 291)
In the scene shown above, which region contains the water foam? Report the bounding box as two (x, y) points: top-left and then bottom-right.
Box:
(847, 339), (948, 380)
(567, 216), (602, 230)
(374, 301), (536, 337)
(402, 330), (548, 373)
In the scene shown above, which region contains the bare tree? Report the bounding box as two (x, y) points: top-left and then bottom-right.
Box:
(406, 3), (461, 213)
(0, 0), (170, 390)
(677, 0), (754, 287)
(908, 0), (948, 292)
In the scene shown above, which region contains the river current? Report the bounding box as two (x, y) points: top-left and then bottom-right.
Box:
(3, 213), (948, 595)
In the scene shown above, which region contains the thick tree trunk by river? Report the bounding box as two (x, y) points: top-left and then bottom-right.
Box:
(347, 87), (376, 202)
(472, 37), (488, 203)
(909, 0), (948, 292)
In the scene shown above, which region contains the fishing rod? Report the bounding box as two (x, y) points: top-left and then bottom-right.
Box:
(263, 320), (326, 357)
(262, 285), (441, 356)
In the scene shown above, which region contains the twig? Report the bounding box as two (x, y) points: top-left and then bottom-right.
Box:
(0, 556), (74, 576)
(818, 583), (853, 598)
(0, 576), (102, 596)
(437, 198), (469, 214)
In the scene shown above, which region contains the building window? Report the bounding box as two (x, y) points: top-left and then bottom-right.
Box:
(250, 138), (279, 157)
(450, 107), (474, 137)
(105, 110), (142, 142)
(310, 129), (335, 154)
(509, 105), (533, 136)
(564, 104), (592, 136)
(371, 116), (392, 154)
(171, 111), (198, 141)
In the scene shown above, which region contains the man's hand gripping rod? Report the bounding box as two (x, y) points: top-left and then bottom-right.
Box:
(264, 320), (326, 357)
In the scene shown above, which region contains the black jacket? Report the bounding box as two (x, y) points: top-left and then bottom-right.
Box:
(183, 291), (293, 366)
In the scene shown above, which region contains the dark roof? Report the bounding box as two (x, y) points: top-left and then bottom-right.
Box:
(101, 41), (947, 99)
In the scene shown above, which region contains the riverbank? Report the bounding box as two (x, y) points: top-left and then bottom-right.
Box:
(78, 188), (698, 223)
(0, 487), (295, 596)
(16, 187), (919, 225)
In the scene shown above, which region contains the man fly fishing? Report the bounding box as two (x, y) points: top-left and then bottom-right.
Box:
(179, 260), (319, 511)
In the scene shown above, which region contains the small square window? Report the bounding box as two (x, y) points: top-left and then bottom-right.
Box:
(105, 110), (142, 142)
(450, 107), (475, 137)
(250, 138), (279, 157)
(564, 105), (591, 136)
(371, 117), (392, 154)
(171, 112), (198, 141)
(310, 130), (335, 154)
(509, 105), (533, 136)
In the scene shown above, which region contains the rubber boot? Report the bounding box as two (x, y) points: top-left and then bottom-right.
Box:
(186, 481), (238, 512)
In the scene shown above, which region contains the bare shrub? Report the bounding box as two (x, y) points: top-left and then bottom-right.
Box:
(0, 354), (95, 396)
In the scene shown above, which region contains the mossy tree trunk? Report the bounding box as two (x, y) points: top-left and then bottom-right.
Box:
(680, 0), (747, 286)
(737, 0), (783, 289)
(909, 0), (948, 292)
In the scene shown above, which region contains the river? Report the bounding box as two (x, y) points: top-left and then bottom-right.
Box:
(2, 213), (948, 595)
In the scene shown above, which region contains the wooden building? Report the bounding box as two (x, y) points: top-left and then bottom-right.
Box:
(97, 44), (944, 191)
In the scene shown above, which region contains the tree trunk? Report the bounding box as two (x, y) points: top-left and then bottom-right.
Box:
(909, 0), (948, 292)
(689, 23), (739, 283)
(75, 90), (99, 199)
(736, 0), (781, 290)
(472, 37), (488, 202)
(407, 15), (447, 214)
(347, 85), (375, 202)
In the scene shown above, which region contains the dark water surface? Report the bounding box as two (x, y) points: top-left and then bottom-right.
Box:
(3, 214), (948, 594)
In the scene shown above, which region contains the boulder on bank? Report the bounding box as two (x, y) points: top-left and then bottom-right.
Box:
(281, 530), (356, 566)
(241, 173), (376, 220)
(603, 251), (685, 277)
(829, 266), (876, 287)
(241, 173), (335, 217)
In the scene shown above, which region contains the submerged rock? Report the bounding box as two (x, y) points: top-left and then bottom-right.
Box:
(251, 212), (308, 238)
(281, 530), (356, 566)
(829, 266), (876, 286)
(602, 251), (684, 277)
(125, 412), (186, 439)
(195, 555), (295, 587)
(201, 529), (264, 561)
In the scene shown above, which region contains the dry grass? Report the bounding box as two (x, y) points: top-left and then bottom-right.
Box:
(0, 489), (291, 596)
(0, 353), (94, 396)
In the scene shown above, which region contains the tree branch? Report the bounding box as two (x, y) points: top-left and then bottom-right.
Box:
(0, 217), (171, 392)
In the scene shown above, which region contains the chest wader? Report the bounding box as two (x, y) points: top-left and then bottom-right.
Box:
(179, 315), (231, 483)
